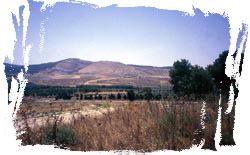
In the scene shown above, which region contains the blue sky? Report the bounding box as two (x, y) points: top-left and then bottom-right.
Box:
(11, 1), (230, 67)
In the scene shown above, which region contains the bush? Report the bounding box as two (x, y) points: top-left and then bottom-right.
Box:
(158, 110), (176, 143)
(127, 90), (135, 101)
(41, 125), (78, 147)
(143, 87), (153, 101)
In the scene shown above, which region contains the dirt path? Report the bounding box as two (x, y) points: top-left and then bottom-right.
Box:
(15, 99), (127, 131)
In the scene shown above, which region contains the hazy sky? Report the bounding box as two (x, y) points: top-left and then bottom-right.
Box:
(12, 0), (230, 67)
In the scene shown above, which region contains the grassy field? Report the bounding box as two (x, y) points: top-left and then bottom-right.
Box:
(16, 97), (234, 151)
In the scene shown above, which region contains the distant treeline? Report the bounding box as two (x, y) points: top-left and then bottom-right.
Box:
(22, 84), (132, 98)
(17, 83), (170, 101)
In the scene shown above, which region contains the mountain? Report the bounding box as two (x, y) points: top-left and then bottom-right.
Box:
(5, 58), (171, 88)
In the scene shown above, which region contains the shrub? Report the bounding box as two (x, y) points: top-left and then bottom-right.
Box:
(127, 90), (135, 101)
(41, 125), (78, 147)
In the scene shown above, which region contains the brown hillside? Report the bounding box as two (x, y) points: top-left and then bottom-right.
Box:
(26, 59), (171, 87)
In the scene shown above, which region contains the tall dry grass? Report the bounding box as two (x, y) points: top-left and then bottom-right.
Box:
(18, 98), (233, 151)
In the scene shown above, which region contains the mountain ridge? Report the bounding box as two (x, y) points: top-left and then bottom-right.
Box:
(5, 58), (172, 87)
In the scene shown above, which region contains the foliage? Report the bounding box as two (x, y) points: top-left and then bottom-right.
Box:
(206, 51), (231, 94)
(142, 87), (153, 101)
(206, 50), (244, 97)
(108, 94), (115, 100)
(127, 90), (135, 101)
(41, 125), (78, 147)
(189, 65), (213, 96)
(117, 93), (122, 99)
(169, 59), (192, 96)
(153, 93), (162, 100)
(169, 59), (213, 98)
(55, 90), (72, 100)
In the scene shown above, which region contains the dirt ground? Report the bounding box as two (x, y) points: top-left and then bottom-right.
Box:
(15, 97), (164, 131)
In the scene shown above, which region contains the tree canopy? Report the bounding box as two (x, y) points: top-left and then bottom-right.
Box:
(127, 90), (135, 101)
(207, 50), (244, 94)
(206, 51), (230, 93)
(169, 59), (213, 98)
(169, 59), (192, 96)
(169, 50), (244, 98)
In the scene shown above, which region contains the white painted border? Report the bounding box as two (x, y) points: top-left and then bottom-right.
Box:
(0, 0), (249, 154)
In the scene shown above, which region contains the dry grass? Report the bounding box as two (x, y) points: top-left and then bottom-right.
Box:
(16, 97), (234, 151)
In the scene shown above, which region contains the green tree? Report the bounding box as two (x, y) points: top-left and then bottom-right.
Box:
(55, 90), (72, 100)
(207, 51), (231, 94)
(109, 94), (115, 100)
(143, 87), (153, 101)
(154, 93), (162, 100)
(190, 65), (213, 96)
(169, 59), (192, 96)
(207, 50), (244, 97)
(89, 94), (93, 100)
(127, 90), (135, 101)
(170, 59), (213, 98)
(117, 93), (122, 100)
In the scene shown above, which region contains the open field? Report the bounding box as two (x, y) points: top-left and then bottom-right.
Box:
(16, 98), (123, 130)
(15, 97), (236, 151)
